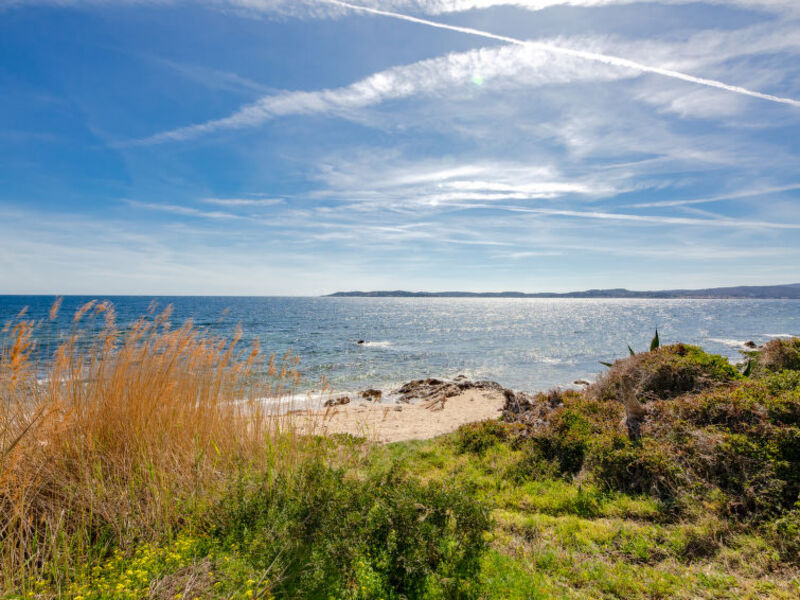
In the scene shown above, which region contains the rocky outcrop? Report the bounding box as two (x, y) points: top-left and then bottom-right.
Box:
(360, 389), (382, 402)
(395, 378), (505, 404)
(323, 396), (351, 407)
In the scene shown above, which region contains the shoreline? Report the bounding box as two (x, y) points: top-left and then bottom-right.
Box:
(312, 388), (506, 443)
(303, 377), (514, 443)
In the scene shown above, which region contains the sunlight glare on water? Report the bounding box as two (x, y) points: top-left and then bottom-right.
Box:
(2, 296), (798, 394)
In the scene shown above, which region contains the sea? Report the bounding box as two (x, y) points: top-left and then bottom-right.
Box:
(1, 296), (799, 397)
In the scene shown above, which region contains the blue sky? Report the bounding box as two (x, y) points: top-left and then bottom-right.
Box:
(1, 0), (799, 295)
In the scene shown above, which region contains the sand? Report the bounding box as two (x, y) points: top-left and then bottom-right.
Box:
(308, 389), (505, 444)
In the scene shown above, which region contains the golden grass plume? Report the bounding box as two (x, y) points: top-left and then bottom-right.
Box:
(0, 299), (307, 589)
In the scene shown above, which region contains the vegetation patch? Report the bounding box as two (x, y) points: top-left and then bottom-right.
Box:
(592, 343), (741, 403)
(2, 304), (799, 598)
(211, 461), (490, 599)
(749, 338), (800, 377)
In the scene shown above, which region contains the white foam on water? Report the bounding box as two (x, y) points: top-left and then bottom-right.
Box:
(538, 357), (565, 365)
(359, 341), (393, 348)
(706, 337), (750, 348)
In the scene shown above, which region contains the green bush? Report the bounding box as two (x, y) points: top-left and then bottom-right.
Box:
(504, 445), (560, 483)
(759, 370), (800, 394)
(767, 506), (800, 563)
(589, 435), (688, 500)
(593, 344), (740, 403)
(532, 409), (593, 475)
(583, 380), (800, 519)
(455, 420), (517, 454)
(749, 337), (800, 376)
(212, 461), (491, 599)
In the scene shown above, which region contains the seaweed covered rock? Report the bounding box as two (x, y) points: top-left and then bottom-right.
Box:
(749, 337), (800, 376)
(591, 343), (740, 403)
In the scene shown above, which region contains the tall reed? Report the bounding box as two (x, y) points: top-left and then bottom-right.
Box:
(0, 300), (306, 590)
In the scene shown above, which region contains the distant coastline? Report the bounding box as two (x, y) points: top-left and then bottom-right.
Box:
(327, 283), (800, 299)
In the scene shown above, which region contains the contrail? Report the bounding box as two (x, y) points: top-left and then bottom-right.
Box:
(324, 0), (800, 109)
(630, 184), (800, 208)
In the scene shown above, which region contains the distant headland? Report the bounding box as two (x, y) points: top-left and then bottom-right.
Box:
(327, 283), (800, 299)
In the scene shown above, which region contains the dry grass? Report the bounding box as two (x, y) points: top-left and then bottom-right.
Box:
(0, 299), (311, 591)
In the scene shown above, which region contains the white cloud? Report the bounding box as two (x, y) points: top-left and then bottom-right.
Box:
(123, 0), (800, 145)
(127, 200), (245, 219)
(502, 206), (800, 229)
(326, 0), (800, 107)
(4, 0), (798, 17)
(389, 0), (800, 16)
(308, 155), (624, 212)
(134, 43), (626, 144)
(629, 184), (800, 208)
(203, 197), (285, 206)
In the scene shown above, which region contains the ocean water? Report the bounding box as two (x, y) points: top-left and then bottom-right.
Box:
(1, 296), (799, 395)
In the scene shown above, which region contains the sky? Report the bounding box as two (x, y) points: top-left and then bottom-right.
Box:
(1, 0), (799, 295)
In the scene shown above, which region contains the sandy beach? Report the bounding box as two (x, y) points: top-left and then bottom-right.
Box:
(310, 387), (505, 443)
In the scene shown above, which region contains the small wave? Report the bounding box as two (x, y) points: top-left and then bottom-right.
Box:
(762, 333), (797, 339)
(358, 341), (393, 348)
(254, 390), (348, 411)
(706, 337), (749, 348)
(538, 357), (564, 365)
(527, 355), (570, 365)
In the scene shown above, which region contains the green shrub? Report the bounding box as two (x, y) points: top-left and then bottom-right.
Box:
(504, 446), (560, 483)
(589, 435), (688, 500)
(212, 461), (491, 599)
(750, 338), (800, 376)
(767, 506), (800, 563)
(583, 380), (800, 519)
(455, 420), (516, 454)
(760, 370), (800, 394)
(533, 409), (593, 475)
(592, 344), (740, 403)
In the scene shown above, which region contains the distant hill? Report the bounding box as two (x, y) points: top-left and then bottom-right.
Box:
(327, 283), (800, 299)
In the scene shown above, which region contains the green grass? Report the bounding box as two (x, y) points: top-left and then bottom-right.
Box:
(16, 428), (799, 599)
(361, 431), (800, 600)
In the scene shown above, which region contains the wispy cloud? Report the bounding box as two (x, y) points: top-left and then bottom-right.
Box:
(124, 0), (800, 145)
(629, 184), (800, 208)
(502, 206), (800, 229)
(202, 197), (285, 206)
(503, 250), (564, 258)
(127, 200), (245, 220)
(327, 0), (800, 108)
(4, 0), (800, 293)
(308, 156), (624, 211)
(133, 43), (625, 144)
(151, 57), (275, 96)
(4, 0), (797, 17)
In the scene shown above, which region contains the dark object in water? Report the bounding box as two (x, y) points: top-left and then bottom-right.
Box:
(744, 340), (758, 349)
(357, 340), (365, 345)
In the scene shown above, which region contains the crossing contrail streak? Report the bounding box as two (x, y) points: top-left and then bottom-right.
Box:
(324, 0), (800, 109)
